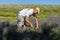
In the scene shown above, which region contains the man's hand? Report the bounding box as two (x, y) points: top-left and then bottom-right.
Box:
(25, 16), (33, 28)
(30, 23), (33, 28)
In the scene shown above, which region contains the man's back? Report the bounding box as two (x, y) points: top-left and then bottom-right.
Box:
(18, 8), (33, 17)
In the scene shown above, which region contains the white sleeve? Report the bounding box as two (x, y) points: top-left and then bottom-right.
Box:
(25, 11), (30, 17)
(25, 14), (29, 17)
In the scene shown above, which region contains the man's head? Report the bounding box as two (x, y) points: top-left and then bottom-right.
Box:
(33, 7), (40, 14)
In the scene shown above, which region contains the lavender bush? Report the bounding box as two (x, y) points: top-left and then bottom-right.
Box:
(0, 14), (60, 40)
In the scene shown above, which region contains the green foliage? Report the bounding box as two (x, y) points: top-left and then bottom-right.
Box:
(0, 4), (60, 21)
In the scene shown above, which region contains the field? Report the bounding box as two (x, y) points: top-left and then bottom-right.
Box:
(0, 4), (60, 21)
(0, 4), (60, 40)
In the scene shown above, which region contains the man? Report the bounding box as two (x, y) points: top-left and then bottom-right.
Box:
(17, 7), (40, 30)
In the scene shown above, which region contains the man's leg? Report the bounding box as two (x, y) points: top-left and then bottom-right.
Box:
(22, 17), (27, 30)
(17, 16), (24, 31)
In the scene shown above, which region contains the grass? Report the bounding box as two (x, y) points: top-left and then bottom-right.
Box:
(0, 4), (60, 21)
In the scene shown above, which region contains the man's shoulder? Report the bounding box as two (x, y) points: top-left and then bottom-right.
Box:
(22, 8), (30, 10)
(19, 8), (29, 12)
(23, 8), (33, 11)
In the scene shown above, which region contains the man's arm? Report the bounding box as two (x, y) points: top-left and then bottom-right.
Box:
(25, 16), (33, 28)
(34, 17), (38, 29)
(33, 14), (39, 29)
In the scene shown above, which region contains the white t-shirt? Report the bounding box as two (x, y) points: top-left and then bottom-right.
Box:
(18, 8), (33, 17)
